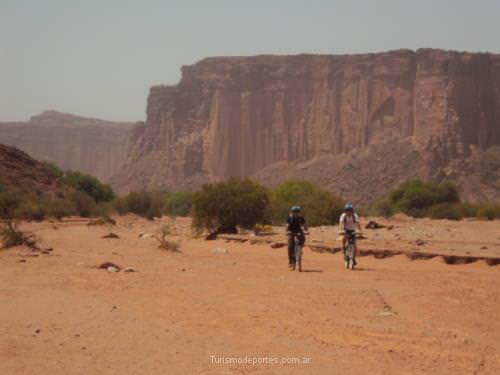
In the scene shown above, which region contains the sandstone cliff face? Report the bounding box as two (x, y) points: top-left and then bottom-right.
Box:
(114, 49), (500, 203)
(0, 111), (136, 182)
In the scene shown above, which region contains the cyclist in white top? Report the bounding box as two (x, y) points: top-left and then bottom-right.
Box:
(339, 203), (362, 263)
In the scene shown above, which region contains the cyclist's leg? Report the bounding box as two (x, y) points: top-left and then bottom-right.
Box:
(353, 237), (358, 265)
(287, 234), (295, 266)
(298, 232), (305, 247)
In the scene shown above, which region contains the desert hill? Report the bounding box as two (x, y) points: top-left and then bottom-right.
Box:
(0, 144), (70, 197)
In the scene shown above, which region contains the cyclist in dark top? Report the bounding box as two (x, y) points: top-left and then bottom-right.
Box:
(286, 205), (308, 270)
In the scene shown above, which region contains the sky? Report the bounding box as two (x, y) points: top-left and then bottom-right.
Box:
(1, 0), (499, 122)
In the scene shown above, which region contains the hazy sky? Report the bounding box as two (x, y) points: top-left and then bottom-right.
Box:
(2, 0), (499, 122)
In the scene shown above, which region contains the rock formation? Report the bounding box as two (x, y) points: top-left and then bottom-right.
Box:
(0, 111), (136, 182)
(112, 49), (500, 203)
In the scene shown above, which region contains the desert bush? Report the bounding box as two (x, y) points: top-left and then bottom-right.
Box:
(163, 192), (193, 217)
(254, 223), (274, 235)
(46, 198), (76, 219)
(192, 178), (269, 233)
(388, 180), (460, 217)
(0, 220), (24, 248)
(70, 191), (97, 217)
(268, 180), (344, 226)
(476, 203), (500, 220)
(0, 191), (20, 219)
(64, 171), (115, 203)
(114, 190), (163, 219)
(155, 225), (180, 251)
(427, 203), (466, 220)
(14, 199), (46, 221)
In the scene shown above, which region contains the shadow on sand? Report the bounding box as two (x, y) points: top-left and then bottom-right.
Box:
(352, 267), (375, 272)
(299, 269), (324, 273)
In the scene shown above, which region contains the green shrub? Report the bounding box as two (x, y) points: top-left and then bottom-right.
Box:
(192, 178), (269, 233)
(268, 180), (344, 226)
(389, 180), (460, 217)
(46, 198), (76, 219)
(163, 192), (193, 217)
(64, 171), (115, 203)
(71, 191), (97, 217)
(476, 204), (500, 220)
(427, 203), (465, 220)
(0, 191), (21, 219)
(14, 199), (46, 221)
(43, 161), (64, 179)
(114, 190), (163, 219)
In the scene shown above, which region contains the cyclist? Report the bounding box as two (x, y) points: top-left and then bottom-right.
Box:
(286, 205), (308, 270)
(339, 203), (361, 266)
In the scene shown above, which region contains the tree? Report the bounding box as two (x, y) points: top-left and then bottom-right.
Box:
(64, 171), (115, 203)
(268, 180), (344, 226)
(192, 178), (269, 233)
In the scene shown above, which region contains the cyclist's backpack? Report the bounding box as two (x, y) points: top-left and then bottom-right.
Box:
(342, 213), (357, 226)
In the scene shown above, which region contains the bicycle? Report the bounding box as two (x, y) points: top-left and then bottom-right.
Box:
(342, 230), (357, 270)
(288, 231), (308, 272)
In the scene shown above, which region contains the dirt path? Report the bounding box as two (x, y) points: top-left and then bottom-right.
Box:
(1, 217), (499, 374)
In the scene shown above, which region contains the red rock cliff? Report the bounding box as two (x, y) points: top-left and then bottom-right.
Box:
(114, 49), (500, 203)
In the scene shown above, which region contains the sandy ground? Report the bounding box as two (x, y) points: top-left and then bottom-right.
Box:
(1, 215), (500, 374)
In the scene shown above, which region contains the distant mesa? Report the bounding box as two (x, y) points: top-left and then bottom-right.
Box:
(0, 111), (137, 182)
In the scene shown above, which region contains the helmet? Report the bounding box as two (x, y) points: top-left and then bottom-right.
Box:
(344, 203), (354, 211)
(290, 205), (301, 213)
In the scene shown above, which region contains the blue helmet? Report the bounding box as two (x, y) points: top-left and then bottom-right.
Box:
(344, 203), (354, 211)
(290, 205), (301, 213)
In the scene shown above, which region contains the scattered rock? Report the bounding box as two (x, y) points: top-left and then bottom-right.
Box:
(211, 248), (228, 254)
(205, 232), (218, 241)
(270, 242), (286, 249)
(415, 239), (425, 246)
(365, 221), (386, 229)
(18, 259), (27, 263)
(139, 232), (153, 239)
(98, 262), (121, 271)
(35, 329), (41, 334)
(123, 267), (136, 273)
(386, 225), (394, 230)
(181, 268), (186, 272)
(102, 233), (120, 239)
(480, 246), (488, 250)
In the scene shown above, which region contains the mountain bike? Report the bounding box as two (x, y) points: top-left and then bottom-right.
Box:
(288, 232), (307, 272)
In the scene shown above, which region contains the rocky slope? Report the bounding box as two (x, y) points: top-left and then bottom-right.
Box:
(0, 144), (70, 197)
(0, 111), (136, 182)
(113, 49), (500, 203)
